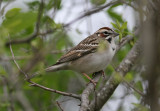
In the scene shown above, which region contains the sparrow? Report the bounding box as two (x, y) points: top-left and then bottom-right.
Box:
(46, 27), (119, 85)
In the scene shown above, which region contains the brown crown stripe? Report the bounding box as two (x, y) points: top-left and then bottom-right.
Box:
(99, 27), (112, 31)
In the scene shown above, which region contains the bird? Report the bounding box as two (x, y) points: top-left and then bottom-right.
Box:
(45, 27), (119, 85)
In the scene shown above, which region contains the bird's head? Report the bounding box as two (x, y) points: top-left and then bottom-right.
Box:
(95, 27), (119, 43)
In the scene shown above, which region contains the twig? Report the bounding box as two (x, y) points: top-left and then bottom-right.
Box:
(122, 77), (145, 97)
(56, 101), (64, 111)
(64, 0), (121, 27)
(9, 44), (29, 78)
(0, 0), (3, 10)
(1, 77), (15, 111)
(9, 41), (81, 100)
(79, 73), (101, 111)
(121, 0), (138, 12)
(116, 26), (140, 52)
(116, 35), (134, 52)
(5, 0), (121, 46)
(0, 0), (13, 16)
(28, 80), (81, 100)
(0, 56), (30, 61)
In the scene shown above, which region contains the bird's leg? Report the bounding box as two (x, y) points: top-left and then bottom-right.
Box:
(82, 73), (97, 87)
(101, 70), (106, 79)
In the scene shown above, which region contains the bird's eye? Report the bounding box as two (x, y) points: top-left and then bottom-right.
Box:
(103, 31), (109, 35)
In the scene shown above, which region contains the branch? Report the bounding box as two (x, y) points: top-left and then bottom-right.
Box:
(88, 39), (142, 111)
(79, 35), (135, 111)
(79, 73), (102, 111)
(116, 35), (133, 52)
(5, 0), (121, 46)
(5, 0), (44, 46)
(1, 77), (14, 111)
(64, 0), (121, 27)
(0, 56), (30, 61)
(0, 0), (13, 17)
(0, 0), (3, 10)
(122, 77), (145, 97)
(9, 42), (81, 100)
(56, 101), (64, 111)
(0, 56), (34, 111)
(116, 27), (139, 52)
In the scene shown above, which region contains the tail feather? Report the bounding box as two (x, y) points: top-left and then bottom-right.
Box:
(45, 63), (68, 72)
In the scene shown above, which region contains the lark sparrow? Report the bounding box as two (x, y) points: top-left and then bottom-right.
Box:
(46, 27), (119, 84)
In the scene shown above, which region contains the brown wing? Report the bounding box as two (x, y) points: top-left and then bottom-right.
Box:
(55, 34), (100, 65)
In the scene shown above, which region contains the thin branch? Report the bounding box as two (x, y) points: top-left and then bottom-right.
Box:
(116, 35), (134, 52)
(79, 73), (102, 111)
(9, 44), (29, 78)
(9, 42), (81, 100)
(5, 0), (121, 46)
(1, 77), (15, 111)
(0, 0), (13, 16)
(35, 0), (43, 33)
(0, 56), (30, 61)
(64, 0), (121, 27)
(0, 0), (3, 10)
(38, 28), (57, 36)
(122, 78), (145, 97)
(28, 80), (81, 100)
(121, 0), (138, 12)
(5, 0), (44, 46)
(116, 27), (139, 52)
(56, 101), (64, 111)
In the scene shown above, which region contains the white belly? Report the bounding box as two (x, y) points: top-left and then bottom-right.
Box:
(69, 44), (116, 74)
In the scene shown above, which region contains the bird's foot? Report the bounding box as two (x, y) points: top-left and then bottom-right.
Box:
(83, 73), (97, 87)
(101, 70), (106, 79)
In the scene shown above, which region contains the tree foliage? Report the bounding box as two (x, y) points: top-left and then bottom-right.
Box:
(0, 0), (160, 111)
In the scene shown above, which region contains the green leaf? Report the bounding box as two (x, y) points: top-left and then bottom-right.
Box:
(125, 72), (133, 82)
(26, 1), (40, 10)
(5, 8), (21, 19)
(0, 66), (7, 76)
(116, 20), (121, 29)
(134, 81), (143, 99)
(91, 0), (106, 5)
(107, 10), (123, 23)
(113, 72), (122, 83)
(122, 22), (127, 29)
(52, 0), (62, 9)
(105, 64), (114, 76)
(119, 33), (122, 40)
(132, 103), (150, 111)
(135, 81), (143, 92)
(111, 22), (118, 29)
(107, 4), (124, 23)
(46, 0), (62, 10)
(1, 8), (37, 36)
(0, 102), (11, 108)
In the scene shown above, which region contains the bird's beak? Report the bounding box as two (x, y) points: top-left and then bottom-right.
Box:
(113, 32), (119, 37)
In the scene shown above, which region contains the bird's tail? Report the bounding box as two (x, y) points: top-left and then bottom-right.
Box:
(45, 63), (68, 72)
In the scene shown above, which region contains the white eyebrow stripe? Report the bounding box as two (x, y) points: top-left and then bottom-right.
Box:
(105, 36), (111, 39)
(82, 44), (98, 46)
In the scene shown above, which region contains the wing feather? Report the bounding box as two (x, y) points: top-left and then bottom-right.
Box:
(55, 34), (100, 65)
